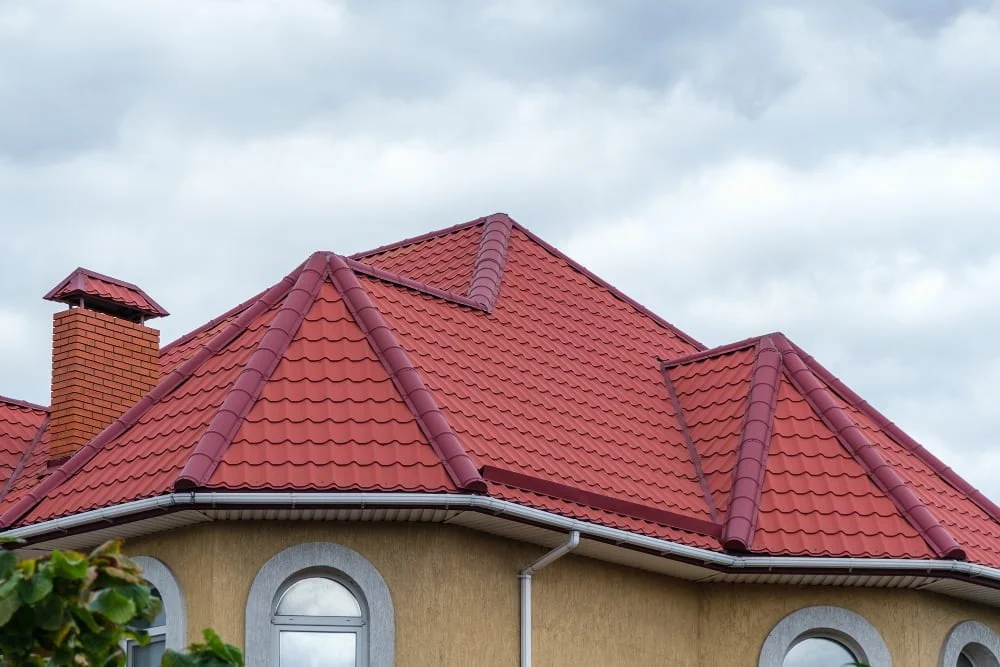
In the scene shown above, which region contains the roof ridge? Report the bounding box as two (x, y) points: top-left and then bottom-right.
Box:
(661, 336), (763, 369)
(328, 253), (486, 492)
(722, 337), (781, 552)
(773, 334), (965, 560)
(661, 366), (718, 523)
(510, 218), (707, 351)
(0, 395), (48, 413)
(466, 213), (513, 311)
(787, 338), (1000, 526)
(345, 258), (486, 310)
(0, 416), (48, 502)
(349, 215), (489, 259)
(174, 253), (329, 490)
(0, 266), (302, 529)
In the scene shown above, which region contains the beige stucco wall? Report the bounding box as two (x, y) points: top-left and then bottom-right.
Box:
(125, 521), (1000, 666)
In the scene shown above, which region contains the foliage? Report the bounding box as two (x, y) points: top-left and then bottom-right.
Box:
(162, 629), (243, 667)
(0, 539), (242, 667)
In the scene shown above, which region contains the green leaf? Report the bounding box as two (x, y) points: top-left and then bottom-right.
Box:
(0, 591), (22, 626)
(160, 651), (198, 667)
(0, 570), (23, 598)
(49, 550), (89, 580)
(18, 568), (53, 604)
(0, 550), (16, 578)
(70, 604), (103, 633)
(32, 593), (65, 631)
(87, 588), (136, 625)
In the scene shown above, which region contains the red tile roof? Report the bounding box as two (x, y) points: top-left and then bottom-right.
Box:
(0, 397), (47, 503)
(44, 267), (169, 319)
(3, 214), (1000, 570)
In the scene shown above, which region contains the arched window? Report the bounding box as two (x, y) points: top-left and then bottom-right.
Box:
(127, 556), (187, 667)
(759, 606), (892, 667)
(783, 636), (858, 667)
(246, 542), (395, 667)
(940, 621), (1000, 667)
(273, 575), (368, 666)
(127, 585), (168, 666)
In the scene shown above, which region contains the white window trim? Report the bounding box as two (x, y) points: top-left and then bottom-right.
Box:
(940, 621), (1000, 667)
(759, 605), (892, 667)
(246, 542), (395, 667)
(130, 556), (187, 651)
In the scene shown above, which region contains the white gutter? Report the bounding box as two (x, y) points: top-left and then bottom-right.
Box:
(5, 492), (1000, 584)
(519, 530), (579, 667)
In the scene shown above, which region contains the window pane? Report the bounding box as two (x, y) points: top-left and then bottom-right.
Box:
(131, 586), (167, 629)
(783, 637), (857, 667)
(279, 631), (356, 667)
(276, 578), (361, 617)
(959, 652), (976, 667)
(128, 637), (166, 667)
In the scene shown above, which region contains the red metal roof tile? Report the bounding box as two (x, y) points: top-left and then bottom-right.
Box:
(5, 216), (1000, 569)
(665, 346), (757, 517)
(0, 398), (47, 502)
(44, 267), (168, 319)
(356, 219), (484, 294)
(208, 279), (456, 493)
(751, 376), (935, 559)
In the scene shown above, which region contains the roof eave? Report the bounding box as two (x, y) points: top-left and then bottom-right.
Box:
(6, 492), (1000, 603)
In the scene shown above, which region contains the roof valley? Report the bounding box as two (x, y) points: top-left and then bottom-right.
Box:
(661, 368), (718, 523)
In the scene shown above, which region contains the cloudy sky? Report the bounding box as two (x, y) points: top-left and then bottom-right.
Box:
(2, 1), (1000, 498)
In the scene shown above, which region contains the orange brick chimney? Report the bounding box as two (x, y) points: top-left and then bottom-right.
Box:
(43, 268), (169, 461)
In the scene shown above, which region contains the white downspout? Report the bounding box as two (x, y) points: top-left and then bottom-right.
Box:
(519, 530), (580, 667)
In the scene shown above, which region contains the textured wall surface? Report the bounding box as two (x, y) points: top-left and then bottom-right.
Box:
(126, 522), (1000, 666)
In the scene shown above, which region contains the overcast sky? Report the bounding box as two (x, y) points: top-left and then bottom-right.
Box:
(2, 1), (1000, 499)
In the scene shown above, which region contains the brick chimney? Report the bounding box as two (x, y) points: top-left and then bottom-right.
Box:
(43, 268), (169, 461)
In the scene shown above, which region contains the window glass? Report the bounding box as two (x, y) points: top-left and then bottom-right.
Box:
(127, 637), (166, 667)
(783, 637), (857, 667)
(279, 631), (356, 667)
(276, 577), (361, 617)
(958, 652), (976, 667)
(127, 586), (167, 667)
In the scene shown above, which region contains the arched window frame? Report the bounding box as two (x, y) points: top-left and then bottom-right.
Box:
(129, 556), (187, 651)
(940, 621), (1000, 667)
(758, 605), (892, 667)
(246, 542), (395, 667)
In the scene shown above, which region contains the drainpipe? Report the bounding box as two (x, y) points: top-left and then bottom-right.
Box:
(519, 530), (580, 667)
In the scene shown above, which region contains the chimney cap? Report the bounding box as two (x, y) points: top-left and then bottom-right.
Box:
(43, 267), (169, 322)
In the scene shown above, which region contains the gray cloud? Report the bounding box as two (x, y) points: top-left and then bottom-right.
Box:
(2, 0), (1000, 498)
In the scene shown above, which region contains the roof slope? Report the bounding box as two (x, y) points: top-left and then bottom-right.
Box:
(0, 397), (47, 503)
(2, 214), (999, 569)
